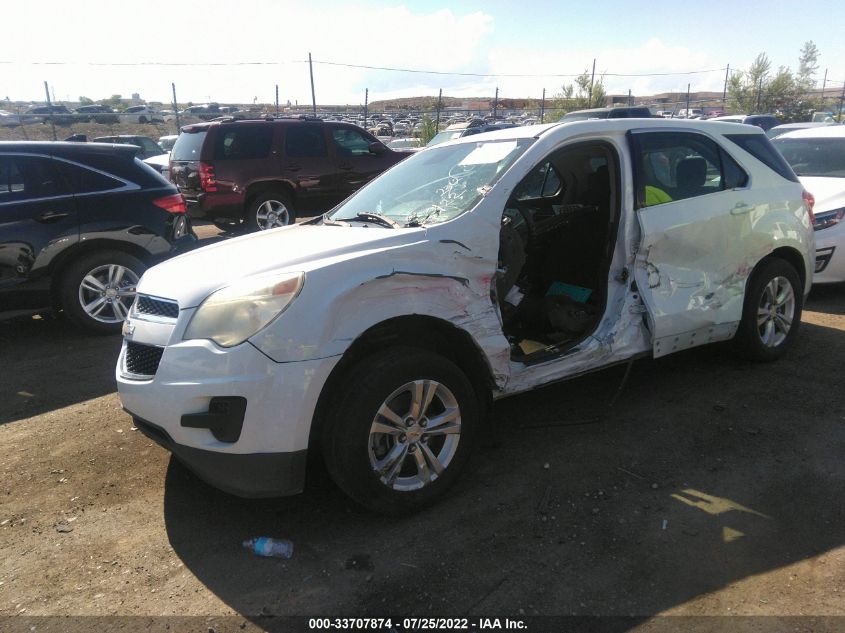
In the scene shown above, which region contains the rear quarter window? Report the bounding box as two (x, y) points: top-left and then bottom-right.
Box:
(725, 133), (799, 183)
(171, 131), (207, 161)
(213, 126), (272, 160)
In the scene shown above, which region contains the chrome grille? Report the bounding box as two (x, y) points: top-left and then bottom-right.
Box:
(124, 342), (164, 377)
(135, 295), (179, 319)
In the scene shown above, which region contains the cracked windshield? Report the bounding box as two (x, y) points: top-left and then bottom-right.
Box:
(328, 138), (532, 227)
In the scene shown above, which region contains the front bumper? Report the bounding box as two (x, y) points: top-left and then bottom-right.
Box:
(129, 411), (308, 497)
(813, 227), (845, 283)
(116, 329), (340, 498)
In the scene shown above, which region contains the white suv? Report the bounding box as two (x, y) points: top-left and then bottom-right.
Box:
(116, 119), (814, 514)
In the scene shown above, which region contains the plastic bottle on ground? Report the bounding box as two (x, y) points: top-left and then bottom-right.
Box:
(243, 537), (294, 559)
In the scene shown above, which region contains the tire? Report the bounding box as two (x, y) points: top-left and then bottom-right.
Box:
(322, 347), (480, 515)
(245, 190), (296, 231)
(733, 257), (803, 361)
(59, 250), (146, 334)
(138, 116), (148, 124)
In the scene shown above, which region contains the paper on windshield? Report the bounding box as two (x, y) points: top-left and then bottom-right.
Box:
(458, 141), (517, 166)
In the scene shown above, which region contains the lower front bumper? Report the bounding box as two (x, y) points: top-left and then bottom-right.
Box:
(130, 411), (308, 498)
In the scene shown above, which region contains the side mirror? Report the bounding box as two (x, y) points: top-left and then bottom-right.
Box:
(369, 141), (387, 155)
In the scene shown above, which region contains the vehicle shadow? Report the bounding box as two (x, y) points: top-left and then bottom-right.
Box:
(0, 313), (122, 425)
(806, 282), (845, 315)
(162, 319), (845, 627)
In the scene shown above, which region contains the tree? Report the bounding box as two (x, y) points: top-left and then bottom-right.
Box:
(418, 115), (437, 145)
(728, 44), (824, 122)
(78, 96), (94, 105)
(545, 69), (608, 120)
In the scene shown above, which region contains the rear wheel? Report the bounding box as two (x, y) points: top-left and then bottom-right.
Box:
(322, 348), (479, 515)
(733, 257), (803, 361)
(60, 251), (145, 334)
(245, 191), (296, 231)
(138, 116), (148, 124)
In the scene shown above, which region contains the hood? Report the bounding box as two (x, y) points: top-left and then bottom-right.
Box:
(138, 224), (427, 308)
(799, 177), (845, 212)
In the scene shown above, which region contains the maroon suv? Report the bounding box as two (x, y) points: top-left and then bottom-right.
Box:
(169, 117), (410, 231)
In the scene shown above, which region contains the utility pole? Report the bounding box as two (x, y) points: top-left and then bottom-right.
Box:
(275, 84), (279, 115)
(172, 83), (180, 133)
(756, 76), (763, 112)
(493, 87), (499, 119)
(685, 83), (690, 116)
(540, 88), (545, 123)
(435, 88), (442, 131)
(628, 89), (632, 106)
(363, 88), (368, 126)
(722, 64), (730, 107)
(821, 68), (828, 102)
(838, 79), (845, 122)
(308, 52), (317, 116)
(589, 58), (596, 106)
(43, 81), (56, 141)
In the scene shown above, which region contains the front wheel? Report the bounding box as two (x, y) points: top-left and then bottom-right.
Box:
(322, 348), (479, 515)
(59, 251), (145, 334)
(733, 257), (803, 361)
(245, 191), (296, 231)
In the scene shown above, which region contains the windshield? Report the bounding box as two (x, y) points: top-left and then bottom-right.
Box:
(773, 137), (845, 178)
(328, 138), (533, 226)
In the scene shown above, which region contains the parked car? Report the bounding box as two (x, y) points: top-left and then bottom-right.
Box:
(0, 110), (22, 127)
(92, 135), (166, 160)
(119, 106), (164, 124)
(0, 141), (196, 332)
(24, 105), (75, 125)
(709, 114), (781, 131)
(772, 125), (845, 282)
(766, 121), (836, 139)
(158, 135), (179, 152)
(426, 122), (517, 147)
(117, 118), (813, 514)
(73, 104), (119, 124)
(386, 137), (423, 152)
(560, 106), (652, 122)
(143, 153), (171, 180)
(169, 117), (410, 231)
(677, 108), (704, 119)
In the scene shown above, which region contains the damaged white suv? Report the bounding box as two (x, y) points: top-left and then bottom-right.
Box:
(117, 119), (814, 514)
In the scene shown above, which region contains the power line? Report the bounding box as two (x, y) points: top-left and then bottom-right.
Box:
(0, 58), (729, 79)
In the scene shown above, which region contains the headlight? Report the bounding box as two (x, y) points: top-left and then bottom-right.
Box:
(184, 271), (304, 347)
(813, 207), (845, 231)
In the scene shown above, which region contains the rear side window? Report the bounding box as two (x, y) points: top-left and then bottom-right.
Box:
(171, 131), (207, 161)
(725, 134), (798, 183)
(213, 126), (272, 160)
(0, 156), (65, 201)
(54, 159), (123, 193)
(285, 126), (327, 158)
(632, 131), (749, 207)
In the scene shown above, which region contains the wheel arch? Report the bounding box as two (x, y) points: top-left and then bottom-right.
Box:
(48, 240), (151, 306)
(308, 314), (496, 452)
(766, 246), (807, 293)
(244, 180), (296, 209)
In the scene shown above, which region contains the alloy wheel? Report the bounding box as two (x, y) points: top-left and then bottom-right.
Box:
(756, 275), (795, 348)
(255, 200), (291, 229)
(368, 379), (462, 492)
(77, 264), (139, 324)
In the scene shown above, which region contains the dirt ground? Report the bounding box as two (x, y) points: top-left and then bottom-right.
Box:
(1, 235), (844, 631)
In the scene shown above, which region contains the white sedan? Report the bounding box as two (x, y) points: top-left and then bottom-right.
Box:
(773, 125), (845, 283)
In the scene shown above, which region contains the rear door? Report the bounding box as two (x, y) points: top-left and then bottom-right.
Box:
(0, 154), (79, 310)
(629, 129), (753, 357)
(280, 124), (337, 213)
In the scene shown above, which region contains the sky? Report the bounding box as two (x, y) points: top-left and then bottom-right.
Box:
(2, 0), (844, 108)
